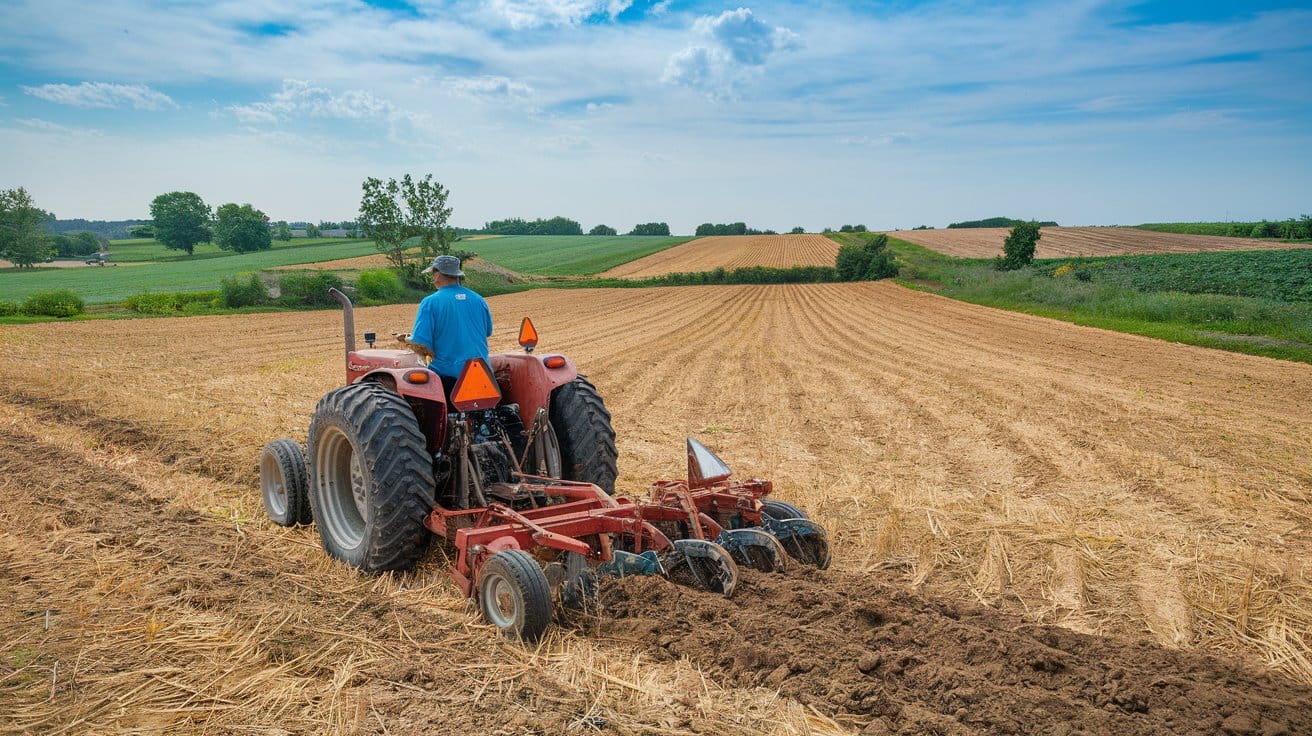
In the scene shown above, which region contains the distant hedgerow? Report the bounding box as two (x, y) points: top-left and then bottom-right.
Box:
(355, 268), (405, 303)
(220, 273), (269, 308)
(278, 271), (343, 306)
(22, 289), (85, 317)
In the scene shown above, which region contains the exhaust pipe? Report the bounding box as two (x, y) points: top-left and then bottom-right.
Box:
(329, 288), (355, 383)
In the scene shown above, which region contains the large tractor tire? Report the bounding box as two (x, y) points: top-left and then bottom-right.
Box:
(549, 376), (618, 494)
(307, 383), (434, 573)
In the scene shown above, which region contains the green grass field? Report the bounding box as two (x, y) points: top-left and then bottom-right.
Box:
(881, 236), (1312, 364)
(461, 235), (693, 275)
(1136, 221), (1311, 240)
(2, 238), (375, 303)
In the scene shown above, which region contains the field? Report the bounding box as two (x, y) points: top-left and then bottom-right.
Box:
(3, 282), (1311, 733)
(0, 239), (376, 304)
(889, 226), (1307, 259)
(599, 234), (840, 278)
(463, 235), (693, 276)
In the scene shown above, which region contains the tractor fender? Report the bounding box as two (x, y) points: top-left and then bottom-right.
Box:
(357, 366), (447, 405)
(490, 353), (578, 429)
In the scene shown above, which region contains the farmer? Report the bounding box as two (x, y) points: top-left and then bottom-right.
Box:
(409, 255), (492, 396)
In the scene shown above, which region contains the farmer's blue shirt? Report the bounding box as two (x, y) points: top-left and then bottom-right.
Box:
(410, 285), (492, 379)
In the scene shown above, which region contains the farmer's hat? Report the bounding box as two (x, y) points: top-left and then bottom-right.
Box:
(422, 254), (464, 277)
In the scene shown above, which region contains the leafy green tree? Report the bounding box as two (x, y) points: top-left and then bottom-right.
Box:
(629, 222), (670, 236)
(790, 226), (805, 234)
(589, 224), (617, 235)
(0, 187), (54, 267)
(273, 221), (293, 241)
(995, 221), (1042, 271)
(149, 191), (211, 254)
(359, 174), (453, 269)
(214, 203), (273, 253)
(128, 223), (155, 238)
(306, 223), (321, 238)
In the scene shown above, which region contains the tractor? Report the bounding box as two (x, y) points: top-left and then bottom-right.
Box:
(259, 288), (830, 640)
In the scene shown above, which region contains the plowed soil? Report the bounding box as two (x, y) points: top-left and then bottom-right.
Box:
(595, 570), (1312, 735)
(3, 281), (1311, 733)
(888, 227), (1305, 258)
(599, 234), (839, 278)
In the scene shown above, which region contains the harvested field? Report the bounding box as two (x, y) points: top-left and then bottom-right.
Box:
(3, 282), (1312, 733)
(599, 234), (839, 278)
(889, 226), (1307, 258)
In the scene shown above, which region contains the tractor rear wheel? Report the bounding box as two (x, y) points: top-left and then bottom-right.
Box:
(260, 438), (312, 526)
(307, 383), (434, 573)
(549, 376), (618, 493)
(478, 549), (552, 641)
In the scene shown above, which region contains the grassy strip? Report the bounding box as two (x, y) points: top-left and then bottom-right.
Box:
(461, 235), (693, 275)
(885, 237), (1312, 364)
(0, 239), (375, 303)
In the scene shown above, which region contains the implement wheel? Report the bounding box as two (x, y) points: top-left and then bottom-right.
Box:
(479, 549), (552, 641)
(260, 438), (311, 526)
(550, 376), (618, 493)
(307, 383), (434, 573)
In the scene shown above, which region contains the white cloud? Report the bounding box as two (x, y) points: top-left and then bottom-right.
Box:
(229, 79), (399, 123)
(487, 0), (633, 29)
(534, 134), (591, 153)
(444, 75), (534, 100)
(663, 7), (798, 99)
(21, 81), (176, 110)
(14, 118), (104, 136)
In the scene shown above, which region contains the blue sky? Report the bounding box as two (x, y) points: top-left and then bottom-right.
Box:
(0, 0), (1308, 232)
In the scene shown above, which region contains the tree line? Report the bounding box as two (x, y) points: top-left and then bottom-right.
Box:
(948, 216), (1059, 229)
(461, 216), (672, 237)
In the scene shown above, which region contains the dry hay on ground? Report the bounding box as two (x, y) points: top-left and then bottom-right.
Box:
(2, 282), (1311, 733)
(600, 234), (840, 278)
(889, 226), (1307, 258)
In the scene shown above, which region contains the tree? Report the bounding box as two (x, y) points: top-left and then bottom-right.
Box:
(589, 224), (617, 236)
(0, 187), (54, 267)
(128, 223), (155, 239)
(835, 233), (898, 281)
(273, 221), (293, 241)
(150, 191), (211, 254)
(306, 223), (321, 238)
(790, 226), (805, 234)
(214, 203), (273, 253)
(994, 221), (1041, 271)
(359, 174), (453, 269)
(629, 222), (670, 236)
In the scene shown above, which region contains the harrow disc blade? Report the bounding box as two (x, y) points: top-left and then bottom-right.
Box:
(715, 528), (788, 573)
(659, 539), (739, 597)
(764, 518), (832, 569)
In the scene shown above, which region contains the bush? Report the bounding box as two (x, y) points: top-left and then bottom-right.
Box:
(220, 273), (269, 308)
(22, 289), (84, 317)
(995, 222), (1042, 271)
(278, 271), (343, 306)
(835, 233), (899, 281)
(125, 290), (221, 314)
(356, 268), (405, 302)
(0, 300), (19, 316)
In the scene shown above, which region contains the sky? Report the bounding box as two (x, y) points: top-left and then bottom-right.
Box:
(0, 0), (1309, 233)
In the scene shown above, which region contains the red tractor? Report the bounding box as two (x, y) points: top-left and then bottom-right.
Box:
(260, 288), (830, 640)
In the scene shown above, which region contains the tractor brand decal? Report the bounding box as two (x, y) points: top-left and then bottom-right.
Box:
(348, 362), (372, 372)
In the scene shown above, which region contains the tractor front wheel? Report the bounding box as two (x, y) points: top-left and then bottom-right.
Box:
(550, 376), (618, 493)
(260, 438), (311, 526)
(478, 549), (552, 641)
(307, 383), (434, 573)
